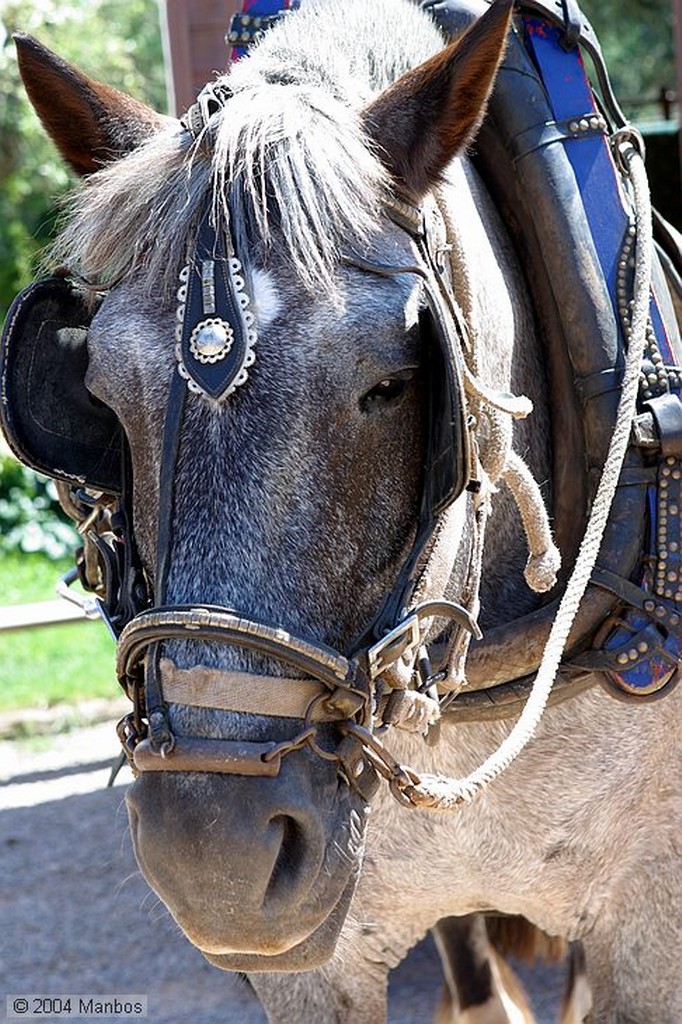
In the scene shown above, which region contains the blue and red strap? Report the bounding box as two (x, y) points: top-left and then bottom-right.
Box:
(227, 0), (300, 63)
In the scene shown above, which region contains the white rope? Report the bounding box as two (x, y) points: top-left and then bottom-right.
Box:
(501, 450), (562, 593)
(405, 144), (653, 810)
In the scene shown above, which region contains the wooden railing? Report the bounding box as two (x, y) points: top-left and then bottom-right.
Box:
(0, 599), (92, 633)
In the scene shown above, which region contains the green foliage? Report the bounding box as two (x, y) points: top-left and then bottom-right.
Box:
(0, 0), (165, 321)
(581, 0), (676, 122)
(1, 549), (74, 604)
(0, 618), (117, 712)
(0, 454), (77, 559)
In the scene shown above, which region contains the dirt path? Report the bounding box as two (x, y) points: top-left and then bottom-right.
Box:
(0, 724), (566, 1023)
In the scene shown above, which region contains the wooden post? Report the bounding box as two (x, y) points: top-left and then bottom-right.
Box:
(161, 0), (243, 116)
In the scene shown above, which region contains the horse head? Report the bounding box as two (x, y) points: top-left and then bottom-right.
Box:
(15, 0), (511, 970)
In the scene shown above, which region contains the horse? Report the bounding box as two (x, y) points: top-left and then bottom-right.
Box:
(11, 0), (681, 1020)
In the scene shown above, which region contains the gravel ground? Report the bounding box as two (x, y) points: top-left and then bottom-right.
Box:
(0, 722), (566, 1023)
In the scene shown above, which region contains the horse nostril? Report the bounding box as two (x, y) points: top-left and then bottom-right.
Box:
(264, 813), (308, 907)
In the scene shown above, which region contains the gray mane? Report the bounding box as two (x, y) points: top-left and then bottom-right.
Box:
(49, 0), (445, 297)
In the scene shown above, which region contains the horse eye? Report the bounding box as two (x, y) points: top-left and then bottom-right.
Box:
(360, 377), (407, 412)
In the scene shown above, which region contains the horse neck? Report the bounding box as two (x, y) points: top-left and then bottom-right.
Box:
(438, 157), (552, 627)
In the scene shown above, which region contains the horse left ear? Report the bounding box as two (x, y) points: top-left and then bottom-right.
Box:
(14, 33), (169, 176)
(362, 0), (512, 199)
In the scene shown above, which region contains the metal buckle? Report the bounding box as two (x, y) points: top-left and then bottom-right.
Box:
(611, 126), (646, 176)
(367, 613), (421, 680)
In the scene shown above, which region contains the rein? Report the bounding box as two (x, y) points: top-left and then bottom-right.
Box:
(402, 139), (656, 809)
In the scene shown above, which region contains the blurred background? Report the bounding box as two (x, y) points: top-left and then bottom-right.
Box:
(0, 0), (679, 738)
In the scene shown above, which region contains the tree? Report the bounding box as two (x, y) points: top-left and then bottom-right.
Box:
(581, 0), (676, 121)
(0, 0), (165, 320)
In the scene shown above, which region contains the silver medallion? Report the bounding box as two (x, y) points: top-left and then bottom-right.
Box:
(189, 318), (234, 364)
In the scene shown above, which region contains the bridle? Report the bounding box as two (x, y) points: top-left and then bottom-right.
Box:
(44, 70), (554, 807)
(51, 81), (545, 806)
(109, 169), (489, 802)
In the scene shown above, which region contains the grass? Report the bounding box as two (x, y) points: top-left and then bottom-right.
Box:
(0, 551), (119, 713)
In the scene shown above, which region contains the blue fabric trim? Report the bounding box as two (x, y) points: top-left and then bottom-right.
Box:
(525, 18), (676, 367)
(230, 0), (300, 61)
(524, 20), (629, 344)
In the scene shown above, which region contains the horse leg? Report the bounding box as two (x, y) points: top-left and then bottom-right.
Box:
(578, 846), (682, 1024)
(433, 915), (536, 1024)
(483, 919), (590, 1024)
(559, 943), (592, 1024)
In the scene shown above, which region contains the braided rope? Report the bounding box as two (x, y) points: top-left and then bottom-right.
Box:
(403, 145), (653, 810)
(502, 451), (562, 594)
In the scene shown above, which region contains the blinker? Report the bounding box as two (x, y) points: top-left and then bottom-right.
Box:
(0, 274), (122, 494)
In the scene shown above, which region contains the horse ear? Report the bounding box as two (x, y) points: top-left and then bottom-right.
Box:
(362, 0), (512, 198)
(14, 33), (169, 176)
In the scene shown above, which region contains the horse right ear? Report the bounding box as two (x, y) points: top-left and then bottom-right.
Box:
(362, 0), (512, 200)
(14, 34), (169, 176)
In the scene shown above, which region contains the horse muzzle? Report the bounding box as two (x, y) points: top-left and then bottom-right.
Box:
(125, 746), (368, 962)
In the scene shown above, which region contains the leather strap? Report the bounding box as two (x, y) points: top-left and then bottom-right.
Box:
(155, 369), (186, 603)
(510, 112), (608, 163)
(559, 0), (583, 50)
(133, 735), (282, 775)
(644, 393), (682, 458)
(159, 658), (342, 720)
(117, 605), (355, 692)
